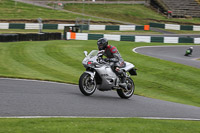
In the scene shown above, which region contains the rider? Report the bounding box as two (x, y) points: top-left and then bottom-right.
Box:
(185, 46), (193, 56)
(188, 47), (193, 54)
(97, 38), (127, 89)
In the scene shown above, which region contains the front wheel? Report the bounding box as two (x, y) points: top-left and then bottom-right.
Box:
(117, 77), (135, 99)
(79, 72), (96, 96)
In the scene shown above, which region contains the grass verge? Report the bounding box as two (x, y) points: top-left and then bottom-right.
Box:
(0, 0), (99, 20)
(0, 118), (200, 133)
(0, 40), (199, 107)
(0, 29), (160, 34)
(1, 0), (200, 25)
(62, 3), (200, 25)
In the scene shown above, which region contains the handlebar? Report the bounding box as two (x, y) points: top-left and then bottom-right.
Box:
(96, 50), (110, 64)
(96, 56), (109, 64)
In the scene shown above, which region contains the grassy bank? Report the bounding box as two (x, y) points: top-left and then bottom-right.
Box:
(0, 0), (97, 20)
(63, 4), (165, 25)
(1, 0), (200, 25)
(62, 3), (200, 25)
(0, 118), (200, 133)
(0, 40), (199, 107)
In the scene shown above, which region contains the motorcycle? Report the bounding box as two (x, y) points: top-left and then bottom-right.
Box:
(79, 50), (137, 99)
(184, 48), (193, 56)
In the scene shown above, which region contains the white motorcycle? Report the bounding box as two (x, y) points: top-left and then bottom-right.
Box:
(79, 50), (137, 99)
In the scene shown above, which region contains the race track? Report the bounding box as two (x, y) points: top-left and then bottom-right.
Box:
(133, 45), (200, 68)
(0, 78), (200, 119)
(0, 45), (200, 119)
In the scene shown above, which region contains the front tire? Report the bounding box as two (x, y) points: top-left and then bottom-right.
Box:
(117, 77), (134, 99)
(79, 73), (96, 96)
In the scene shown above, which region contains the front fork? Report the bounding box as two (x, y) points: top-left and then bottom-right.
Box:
(85, 71), (96, 83)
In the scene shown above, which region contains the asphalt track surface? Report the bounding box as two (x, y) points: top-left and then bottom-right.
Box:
(0, 78), (200, 119)
(134, 45), (200, 68)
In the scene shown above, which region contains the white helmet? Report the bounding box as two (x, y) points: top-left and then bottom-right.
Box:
(190, 47), (193, 49)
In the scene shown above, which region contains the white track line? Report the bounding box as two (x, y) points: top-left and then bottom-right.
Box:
(1, 78), (200, 121)
(0, 116), (200, 121)
(132, 45), (195, 54)
(132, 46), (174, 53)
(0, 77), (77, 86)
(132, 45), (200, 60)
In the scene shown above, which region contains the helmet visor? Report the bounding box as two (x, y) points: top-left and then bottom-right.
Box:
(98, 44), (104, 49)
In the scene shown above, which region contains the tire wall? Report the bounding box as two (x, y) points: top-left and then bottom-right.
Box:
(0, 33), (61, 42)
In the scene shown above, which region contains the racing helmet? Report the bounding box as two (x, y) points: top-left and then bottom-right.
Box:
(97, 38), (108, 50)
(190, 47), (193, 49)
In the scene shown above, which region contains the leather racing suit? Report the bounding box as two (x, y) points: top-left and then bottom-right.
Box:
(103, 45), (126, 74)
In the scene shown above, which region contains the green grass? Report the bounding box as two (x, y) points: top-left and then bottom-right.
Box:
(0, 29), (159, 35)
(63, 4), (165, 25)
(62, 3), (200, 25)
(0, 40), (200, 107)
(1, 0), (200, 25)
(0, 118), (200, 133)
(0, 29), (160, 34)
(0, 0), (99, 20)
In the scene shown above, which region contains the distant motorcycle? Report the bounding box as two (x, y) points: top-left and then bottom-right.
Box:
(184, 47), (193, 56)
(79, 50), (137, 99)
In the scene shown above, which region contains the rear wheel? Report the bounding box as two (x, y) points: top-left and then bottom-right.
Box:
(79, 73), (96, 96)
(117, 77), (134, 99)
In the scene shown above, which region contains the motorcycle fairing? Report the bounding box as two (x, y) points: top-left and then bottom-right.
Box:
(95, 65), (119, 91)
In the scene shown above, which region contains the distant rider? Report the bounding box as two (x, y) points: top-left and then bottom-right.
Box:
(185, 47), (193, 56)
(97, 38), (127, 89)
(188, 47), (193, 54)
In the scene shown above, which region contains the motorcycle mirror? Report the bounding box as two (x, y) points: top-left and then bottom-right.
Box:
(84, 51), (88, 56)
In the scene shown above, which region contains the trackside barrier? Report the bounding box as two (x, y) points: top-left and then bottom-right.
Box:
(0, 23), (150, 31)
(0, 23), (75, 30)
(0, 33), (61, 42)
(0, 34), (18, 42)
(150, 22), (200, 31)
(2, 22), (200, 31)
(76, 24), (150, 31)
(66, 32), (200, 44)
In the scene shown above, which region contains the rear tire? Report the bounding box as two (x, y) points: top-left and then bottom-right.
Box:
(117, 77), (134, 99)
(79, 73), (96, 96)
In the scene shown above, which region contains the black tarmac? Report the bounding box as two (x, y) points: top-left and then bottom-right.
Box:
(0, 78), (200, 119)
(134, 45), (200, 68)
